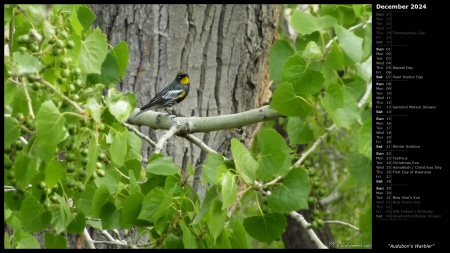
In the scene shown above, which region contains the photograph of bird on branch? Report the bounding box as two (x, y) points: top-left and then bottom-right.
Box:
(4, 4), (372, 249)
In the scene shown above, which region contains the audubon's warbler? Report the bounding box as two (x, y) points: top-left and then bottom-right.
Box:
(130, 70), (190, 120)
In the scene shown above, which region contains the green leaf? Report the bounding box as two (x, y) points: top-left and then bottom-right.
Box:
(128, 170), (141, 194)
(94, 168), (121, 192)
(67, 212), (86, 234)
(12, 216), (22, 247)
(269, 82), (314, 117)
(85, 141), (99, 183)
(325, 42), (344, 70)
(269, 40), (295, 81)
(267, 167), (311, 212)
(358, 202), (372, 246)
(221, 171), (237, 210)
(320, 83), (360, 129)
(88, 52), (120, 85)
(228, 221), (248, 248)
(192, 186), (218, 225)
(52, 194), (74, 234)
(77, 183), (96, 215)
(243, 213), (286, 244)
(11, 87), (37, 117)
(356, 55), (372, 82)
(230, 139), (257, 184)
(4, 116), (20, 150)
(145, 155), (179, 175)
(4, 81), (17, 106)
(77, 5), (96, 32)
(86, 97), (102, 124)
(106, 88), (135, 122)
(214, 230), (232, 249)
(335, 25), (363, 64)
(4, 4), (13, 23)
(4, 232), (11, 249)
(287, 117), (314, 145)
(101, 202), (122, 229)
(13, 154), (38, 189)
(32, 100), (66, 161)
(121, 159), (142, 185)
(44, 233), (67, 249)
(138, 188), (165, 222)
(320, 4), (359, 28)
(45, 160), (63, 189)
(11, 52), (44, 75)
(200, 153), (225, 185)
(291, 10), (336, 34)
(126, 130), (141, 161)
(110, 41), (129, 78)
(180, 220), (198, 249)
(91, 185), (112, 218)
(66, 33), (82, 67)
(256, 129), (291, 180)
(111, 130), (128, 167)
(348, 153), (372, 186)
(79, 28), (108, 74)
(208, 199), (228, 242)
(281, 55), (324, 96)
(16, 233), (40, 249)
(122, 192), (145, 228)
(359, 119), (372, 160)
(70, 8), (83, 35)
(302, 41), (322, 59)
(353, 4), (364, 17)
(165, 233), (184, 249)
(21, 196), (52, 233)
(344, 79), (366, 101)
(362, 24), (372, 60)
(152, 190), (173, 221)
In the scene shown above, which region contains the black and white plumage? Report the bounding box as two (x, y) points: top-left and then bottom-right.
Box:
(130, 70), (190, 120)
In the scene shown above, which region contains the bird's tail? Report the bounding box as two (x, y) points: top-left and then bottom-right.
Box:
(128, 109), (145, 121)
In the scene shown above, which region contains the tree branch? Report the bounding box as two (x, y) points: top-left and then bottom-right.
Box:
(184, 133), (222, 157)
(128, 105), (280, 133)
(21, 79), (35, 119)
(121, 122), (156, 147)
(324, 220), (360, 232)
(154, 125), (178, 154)
(83, 228), (96, 249)
(289, 211), (328, 249)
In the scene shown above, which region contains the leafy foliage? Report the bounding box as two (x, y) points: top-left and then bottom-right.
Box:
(4, 4), (371, 249)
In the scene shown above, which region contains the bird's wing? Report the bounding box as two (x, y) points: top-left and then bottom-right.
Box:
(162, 89), (184, 100)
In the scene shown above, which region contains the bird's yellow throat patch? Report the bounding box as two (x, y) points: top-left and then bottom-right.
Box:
(180, 76), (190, 85)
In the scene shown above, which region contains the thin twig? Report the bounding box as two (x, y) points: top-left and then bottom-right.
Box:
(19, 136), (28, 144)
(83, 228), (96, 249)
(25, 76), (84, 113)
(10, 78), (35, 118)
(92, 240), (128, 246)
(114, 167), (130, 181)
(184, 133), (224, 157)
(358, 81), (372, 108)
(121, 122), (156, 147)
(154, 125), (178, 154)
(289, 211), (328, 249)
(325, 15), (372, 49)
(324, 220), (360, 232)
